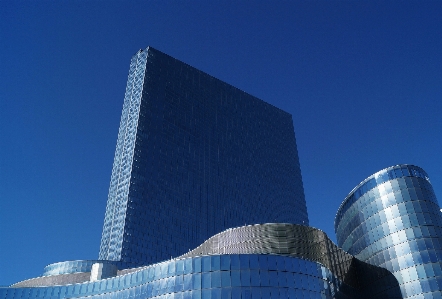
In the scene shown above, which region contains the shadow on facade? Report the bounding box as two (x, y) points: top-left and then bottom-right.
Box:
(342, 258), (402, 299)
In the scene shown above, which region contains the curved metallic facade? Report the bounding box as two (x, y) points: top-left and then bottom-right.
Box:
(181, 224), (356, 285)
(335, 165), (442, 298)
(180, 223), (401, 298)
(11, 273), (91, 288)
(2, 224), (402, 299)
(1, 255), (350, 299)
(42, 260), (115, 276)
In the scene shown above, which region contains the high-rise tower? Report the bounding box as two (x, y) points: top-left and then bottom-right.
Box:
(98, 47), (308, 267)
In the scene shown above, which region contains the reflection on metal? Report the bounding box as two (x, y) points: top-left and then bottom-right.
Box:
(180, 223), (401, 298)
(42, 260), (115, 276)
(5, 223), (402, 298)
(180, 223), (353, 282)
(90, 263), (118, 281)
(336, 164), (432, 232)
(336, 164), (442, 298)
(11, 273), (91, 288)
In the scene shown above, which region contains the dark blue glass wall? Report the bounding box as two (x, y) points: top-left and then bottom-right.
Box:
(99, 47), (308, 267)
(335, 165), (442, 298)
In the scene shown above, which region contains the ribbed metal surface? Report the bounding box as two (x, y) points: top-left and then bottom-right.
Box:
(180, 224), (353, 282)
(11, 272), (91, 288)
(9, 223), (401, 298)
(179, 223), (400, 297)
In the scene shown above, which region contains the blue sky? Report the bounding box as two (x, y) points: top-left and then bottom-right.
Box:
(1, 1), (441, 286)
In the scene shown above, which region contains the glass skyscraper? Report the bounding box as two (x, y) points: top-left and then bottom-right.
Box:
(2, 47), (442, 299)
(98, 47), (309, 268)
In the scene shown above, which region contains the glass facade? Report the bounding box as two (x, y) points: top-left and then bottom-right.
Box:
(179, 223), (402, 299)
(42, 260), (115, 276)
(0, 255), (349, 299)
(3, 224), (403, 299)
(3, 45), (442, 299)
(99, 47), (308, 267)
(335, 165), (442, 298)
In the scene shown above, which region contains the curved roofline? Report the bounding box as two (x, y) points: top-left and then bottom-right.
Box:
(204, 222), (328, 238)
(334, 164), (426, 228)
(44, 260), (113, 268)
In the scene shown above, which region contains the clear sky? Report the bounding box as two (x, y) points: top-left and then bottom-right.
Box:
(1, 1), (441, 286)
